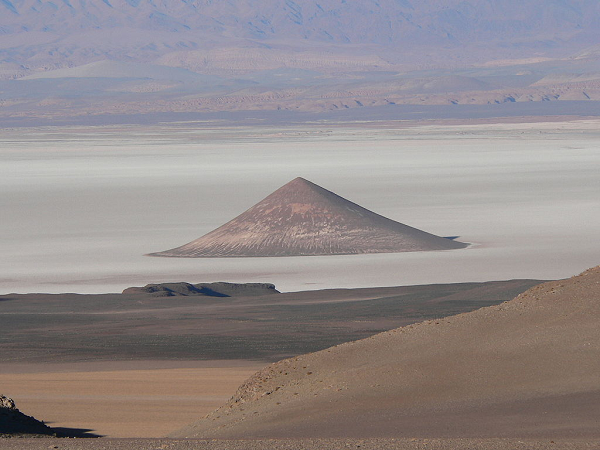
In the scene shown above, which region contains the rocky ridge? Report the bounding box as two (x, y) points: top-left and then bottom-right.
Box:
(0, 395), (55, 437)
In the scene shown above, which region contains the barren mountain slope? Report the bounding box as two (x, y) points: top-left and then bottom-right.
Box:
(151, 177), (466, 257)
(3, 0), (596, 43)
(2, 0), (600, 74)
(175, 265), (600, 438)
(2, 0), (600, 119)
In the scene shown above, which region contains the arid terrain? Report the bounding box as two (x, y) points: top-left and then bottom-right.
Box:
(2, 2), (600, 448)
(2, 0), (600, 122)
(1, 279), (540, 438)
(2, 119), (599, 295)
(2, 269), (600, 449)
(176, 267), (600, 440)
(0, 279), (538, 364)
(2, 115), (599, 450)
(1, 438), (598, 450)
(0, 362), (264, 439)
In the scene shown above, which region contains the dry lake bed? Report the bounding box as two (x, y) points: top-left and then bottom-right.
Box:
(1, 118), (599, 295)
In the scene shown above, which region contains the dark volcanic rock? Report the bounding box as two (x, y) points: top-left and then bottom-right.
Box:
(151, 177), (467, 258)
(0, 395), (55, 437)
(122, 282), (279, 297)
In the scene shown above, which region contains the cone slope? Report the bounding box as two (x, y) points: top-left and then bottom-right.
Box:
(151, 177), (467, 258)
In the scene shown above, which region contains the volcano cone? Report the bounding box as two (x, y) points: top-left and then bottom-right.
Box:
(150, 177), (467, 258)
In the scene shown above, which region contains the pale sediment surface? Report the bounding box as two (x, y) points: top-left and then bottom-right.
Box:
(1, 119), (599, 294)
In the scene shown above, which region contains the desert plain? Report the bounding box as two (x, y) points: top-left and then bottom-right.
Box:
(3, 1), (600, 447)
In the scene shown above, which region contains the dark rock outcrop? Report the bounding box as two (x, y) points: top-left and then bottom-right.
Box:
(122, 282), (279, 297)
(0, 395), (55, 437)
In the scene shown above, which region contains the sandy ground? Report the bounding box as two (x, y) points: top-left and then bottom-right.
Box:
(1, 119), (599, 294)
(0, 361), (263, 438)
(1, 438), (598, 450)
(175, 267), (600, 440)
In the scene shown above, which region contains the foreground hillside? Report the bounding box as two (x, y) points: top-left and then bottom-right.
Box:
(175, 266), (600, 439)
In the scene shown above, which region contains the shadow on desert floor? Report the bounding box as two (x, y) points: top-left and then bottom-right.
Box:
(51, 426), (103, 438)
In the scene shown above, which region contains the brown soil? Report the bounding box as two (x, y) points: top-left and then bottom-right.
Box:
(0, 362), (263, 438)
(174, 266), (600, 439)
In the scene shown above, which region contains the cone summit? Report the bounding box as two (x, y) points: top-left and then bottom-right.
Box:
(151, 177), (467, 257)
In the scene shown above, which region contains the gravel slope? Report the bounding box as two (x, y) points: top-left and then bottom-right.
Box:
(174, 266), (600, 439)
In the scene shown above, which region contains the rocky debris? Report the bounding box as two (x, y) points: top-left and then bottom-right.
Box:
(122, 282), (279, 297)
(0, 395), (55, 437)
(0, 397), (15, 410)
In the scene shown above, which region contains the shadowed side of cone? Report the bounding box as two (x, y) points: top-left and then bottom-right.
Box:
(150, 177), (467, 257)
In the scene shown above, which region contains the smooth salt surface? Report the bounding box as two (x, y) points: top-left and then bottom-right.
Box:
(1, 120), (599, 294)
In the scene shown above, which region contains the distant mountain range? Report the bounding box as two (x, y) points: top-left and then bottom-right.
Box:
(1, 0), (600, 120)
(2, 0), (599, 71)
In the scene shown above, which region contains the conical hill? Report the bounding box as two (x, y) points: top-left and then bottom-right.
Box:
(151, 177), (467, 257)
